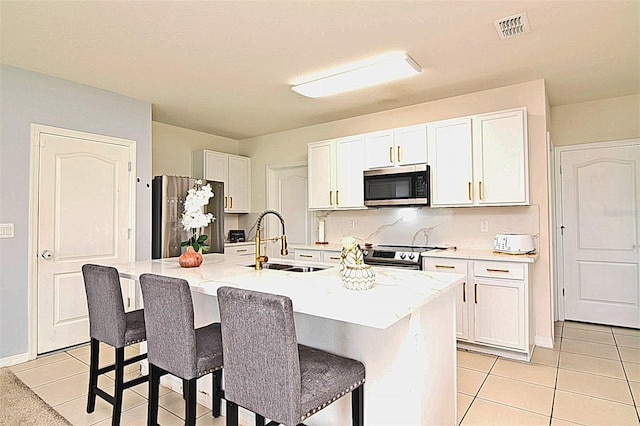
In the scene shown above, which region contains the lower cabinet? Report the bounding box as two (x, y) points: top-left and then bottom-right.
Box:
(423, 257), (533, 361)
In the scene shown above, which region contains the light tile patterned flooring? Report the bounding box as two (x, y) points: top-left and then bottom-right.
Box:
(8, 321), (640, 425)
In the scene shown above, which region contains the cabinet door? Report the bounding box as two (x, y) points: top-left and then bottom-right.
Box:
(473, 278), (526, 350)
(395, 124), (427, 166)
(227, 155), (250, 213)
(364, 130), (395, 169)
(202, 151), (229, 208)
(423, 258), (469, 340)
(335, 135), (365, 209)
(427, 118), (473, 206)
(473, 108), (529, 205)
(308, 141), (335, 209)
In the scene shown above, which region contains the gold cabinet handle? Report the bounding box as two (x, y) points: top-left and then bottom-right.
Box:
(230, 196), (233, 209)
(299, 254), (314, 258)
(329, 190), (333, 206)
(224, 196), (228, 208)
(336, 190), (339, 206)
(463, 282), (466, 303)
(486, 268), (510, 273)
(475, 283), (478, 304)
(435, 264), (455, 269)
(479, 181), (483, 200)
(468, 182), (472, 200)
(397, 146), (401, 163)
(389, 146), (393, 163)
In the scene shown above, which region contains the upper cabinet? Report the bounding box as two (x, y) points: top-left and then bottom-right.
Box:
(308, 135), (366, 210)
(364, 124), (428, 169)
(192, 150), (251, 213)
(428, 108), (529, 207)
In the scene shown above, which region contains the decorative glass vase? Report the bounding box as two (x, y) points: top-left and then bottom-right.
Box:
(178, 246), (203, 268)
(339, 242), (375, 290)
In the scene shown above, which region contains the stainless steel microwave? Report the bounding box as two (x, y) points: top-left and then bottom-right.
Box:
(363, 164), (430, 207)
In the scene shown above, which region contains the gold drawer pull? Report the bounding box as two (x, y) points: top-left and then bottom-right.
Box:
(236, 249), (248, 253)
(486, 268), (510, 273)
(299, 254), (314, 258)
(435, 264), (455, 269)
(328, 256), (341, 260)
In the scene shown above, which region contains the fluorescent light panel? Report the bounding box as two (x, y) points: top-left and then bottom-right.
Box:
(291, 52), (422, 98)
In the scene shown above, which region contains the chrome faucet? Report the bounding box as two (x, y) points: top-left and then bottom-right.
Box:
(254, 210), (288, 270)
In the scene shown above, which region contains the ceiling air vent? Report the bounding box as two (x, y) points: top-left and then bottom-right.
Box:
(494, 13), (531, 39)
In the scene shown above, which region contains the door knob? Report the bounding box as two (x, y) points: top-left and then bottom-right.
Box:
(41, 249), (53, 259)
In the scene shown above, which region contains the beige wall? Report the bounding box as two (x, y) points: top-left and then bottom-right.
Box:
(240, 79), (556, 347)
(152, 121), (239, 176)
(551, 94), (640, 146)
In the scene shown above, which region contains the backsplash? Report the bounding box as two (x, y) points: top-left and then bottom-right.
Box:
(313, 206), (540, 251)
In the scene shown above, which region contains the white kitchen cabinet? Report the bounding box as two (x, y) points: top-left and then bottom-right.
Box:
(427, 108), (529, 207)
(308, 136), (366, 210)
(427, 118), (474, 206)
(423, 256), (533, 361)
(192, 150), (251, 213)
(422, 258), (469, 340)
(364, 124), (427, 169)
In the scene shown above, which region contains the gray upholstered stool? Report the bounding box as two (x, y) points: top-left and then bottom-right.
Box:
(217, 286), (365, 426)
(139, 273), (224, 426)
(82, 264), (148, 426)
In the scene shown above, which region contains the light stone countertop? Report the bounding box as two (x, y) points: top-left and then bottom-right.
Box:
(116, 252), (465, 330)
(421, 247), (538, 263)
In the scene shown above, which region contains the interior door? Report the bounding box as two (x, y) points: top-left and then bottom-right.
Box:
(560, 142), (640, 328)
(37, 129), (135, 353)
(266, 163), (310, 259)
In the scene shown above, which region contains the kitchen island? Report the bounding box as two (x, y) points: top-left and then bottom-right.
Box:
(117, 253), (465, 425)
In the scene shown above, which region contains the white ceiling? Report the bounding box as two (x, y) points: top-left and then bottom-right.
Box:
(1, 1), (638, 140)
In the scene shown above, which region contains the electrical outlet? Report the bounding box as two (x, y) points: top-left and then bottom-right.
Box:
(0, 223), (14, 238)
(480, 220), (489, 233)
(349, 220), (355, 230)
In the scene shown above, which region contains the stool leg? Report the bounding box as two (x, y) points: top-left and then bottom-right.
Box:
(255, 414), (265, 426)
(352, 384), (364, 426)
(212, 369), (222, 417)
(226, 401), (238, 426)
(184, 378), (197, 426)
(111, 347), (125, 426)
(87, 338), (100, 413)
(147, 364), (161, 426)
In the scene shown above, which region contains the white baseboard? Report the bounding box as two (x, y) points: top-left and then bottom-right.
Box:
(0, 352), (30, 367)
(535, 335), (554, 349)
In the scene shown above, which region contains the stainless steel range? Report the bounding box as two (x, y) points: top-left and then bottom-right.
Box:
(363, 245), (445, 270)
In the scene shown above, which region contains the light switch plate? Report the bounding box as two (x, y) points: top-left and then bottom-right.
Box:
(480, 220), (489, 233)
(0, 223), (15, 238)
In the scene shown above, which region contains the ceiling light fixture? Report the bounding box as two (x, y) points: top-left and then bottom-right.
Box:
(291, 52), (422, 98)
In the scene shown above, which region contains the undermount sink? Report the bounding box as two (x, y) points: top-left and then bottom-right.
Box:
(246, 263), (327, 272)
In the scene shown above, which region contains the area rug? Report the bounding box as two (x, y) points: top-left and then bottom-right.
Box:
(0, 367), (71, 426)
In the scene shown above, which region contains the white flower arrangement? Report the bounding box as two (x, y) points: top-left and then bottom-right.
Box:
(181, 180), (216, 252)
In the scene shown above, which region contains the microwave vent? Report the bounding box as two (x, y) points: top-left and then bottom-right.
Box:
(494, 13), (531, 39)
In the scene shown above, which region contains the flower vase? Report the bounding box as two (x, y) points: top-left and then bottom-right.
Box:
(179, 246), (203, 268)
(339, 240), (375, 291)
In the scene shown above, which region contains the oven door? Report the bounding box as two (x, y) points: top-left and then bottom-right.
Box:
(365, 260), (421, 270)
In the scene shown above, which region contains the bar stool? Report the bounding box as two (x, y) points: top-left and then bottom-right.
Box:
(139, 273), (224, 426)
(81, 264), (148, 426)
(216, 286), (365, 426)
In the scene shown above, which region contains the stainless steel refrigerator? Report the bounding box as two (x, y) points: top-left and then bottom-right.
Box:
(152, 175), (224, 258)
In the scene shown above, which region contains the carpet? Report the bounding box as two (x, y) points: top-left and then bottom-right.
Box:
(0, 367), (72, 426)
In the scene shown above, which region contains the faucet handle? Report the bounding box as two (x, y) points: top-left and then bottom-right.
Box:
(257, 255), (269, 264)
(281, 235), (288, 256)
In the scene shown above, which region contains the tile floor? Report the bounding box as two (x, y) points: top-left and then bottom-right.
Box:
(8, 321), (640, 425)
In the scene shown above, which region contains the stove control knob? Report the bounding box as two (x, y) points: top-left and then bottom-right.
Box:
(408, 253), (415, 260)
(362, 249), (368, 256)
(399, 253), (406, 259)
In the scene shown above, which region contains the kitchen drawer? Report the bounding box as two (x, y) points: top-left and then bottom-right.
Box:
(422, 258), (468, 274)
(473, 261), (525, 280)
(294, 249), (321, 262)
(227, 244), (256, 256)
(323, 250), (342, 264)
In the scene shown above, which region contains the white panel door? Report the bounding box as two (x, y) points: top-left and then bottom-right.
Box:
(561, 142), (640, 328)
(37, 130), (134, 353)
(267, 163), (310, 259)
